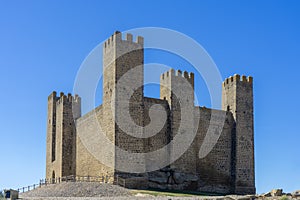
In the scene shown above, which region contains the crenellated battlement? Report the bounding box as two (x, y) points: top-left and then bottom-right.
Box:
(47, 31), (256, 195)
(160, 68), (194, 81)
(103, 31), (144, 49)
(223, 74), (253, 86)
(48, 91), (81, 105)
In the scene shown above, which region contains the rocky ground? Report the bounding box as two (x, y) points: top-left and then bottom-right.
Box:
(19, 182), (131, 198)
(19, 183), (300, 200)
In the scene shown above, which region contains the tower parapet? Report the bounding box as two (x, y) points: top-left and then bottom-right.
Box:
(160, 69), (194, 91)
(55, 92), (81, 105)
(104, 31), (144, 50)
(223, 74), (253, 86)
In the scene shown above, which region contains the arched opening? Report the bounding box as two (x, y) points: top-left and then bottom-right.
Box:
(52, 171), (55, 184)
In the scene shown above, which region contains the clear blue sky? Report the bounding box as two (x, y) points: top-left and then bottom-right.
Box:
(0, 0), (299, 194)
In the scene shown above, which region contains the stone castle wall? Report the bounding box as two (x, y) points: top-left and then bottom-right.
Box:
(75, 105), (115, 180)
(195, 107), (235, 194)
(46, 31), (255, 195)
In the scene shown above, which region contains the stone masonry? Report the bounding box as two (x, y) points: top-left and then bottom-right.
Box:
(45, 31), (256, 195)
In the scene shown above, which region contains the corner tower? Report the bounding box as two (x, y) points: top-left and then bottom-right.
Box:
(46, 92), (81, 180)
(103, 31), (144, 105)
(102, 31), (145, 173)
(222, 74), (255, 194)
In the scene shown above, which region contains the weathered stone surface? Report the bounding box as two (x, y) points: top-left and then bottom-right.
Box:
(292, 190), (300, 197)
(46, 31), (255, 195)
(271, 189), (283, 196)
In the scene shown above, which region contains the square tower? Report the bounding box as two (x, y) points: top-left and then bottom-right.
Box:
(102, 31), (146, 174)
(46, 92), (81, 180)
(160, 69), (196, 174)
(222, 74), (255, 194)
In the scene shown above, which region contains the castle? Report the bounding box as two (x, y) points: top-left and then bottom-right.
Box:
(46, 31), (255, 195)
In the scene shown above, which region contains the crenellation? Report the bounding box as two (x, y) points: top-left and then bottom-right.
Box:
(126, 33), (133, 42)
(183, 71), (189, 79)
(160, 68), (194, 82)
(104, 31), (144, 51)
(74, 94), (81, 103)
(247, 76), (253, 83)
(223, 74), (253, 86)
(47, 31), (255, 195)
(137, 36), (144, 44)
(54, 92), (81, 105)
(176, 69), (182, 76)
(48, 91), (58, 101)
(169, 68), (175, 76)
(242, 75), (247, 82)
(233, 74), (240, 81)
(68, 93), (72, 101)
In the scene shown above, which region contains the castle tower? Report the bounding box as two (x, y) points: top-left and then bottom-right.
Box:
(102, 31), (145, 174)
(160, 69), (196, 174)
(222, 74), (255, 194)
(46, 91), (81, 180)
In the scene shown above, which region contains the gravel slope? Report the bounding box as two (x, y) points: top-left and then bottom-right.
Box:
(20, 182), (132, 198)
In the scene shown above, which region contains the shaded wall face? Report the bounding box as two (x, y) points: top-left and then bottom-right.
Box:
(145, 105), (236, 194)
(195, 108), (236, 194)
(143, 98), (170, 172)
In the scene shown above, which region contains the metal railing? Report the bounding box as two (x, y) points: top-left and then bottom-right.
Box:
(17, 183), (39, 193)
(40, 175), (113, 185)
(17, 175), (114, 193)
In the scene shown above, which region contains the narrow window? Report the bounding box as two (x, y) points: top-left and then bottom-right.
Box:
(51, 128), (56, 162)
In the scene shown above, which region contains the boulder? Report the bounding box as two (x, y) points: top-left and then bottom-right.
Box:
(271, 189), (283, 196)
(262, 192), (272, 197)
(292, 190), (300, 197)
(173, 172), (185, 184)
(173, 172), (198, 184)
